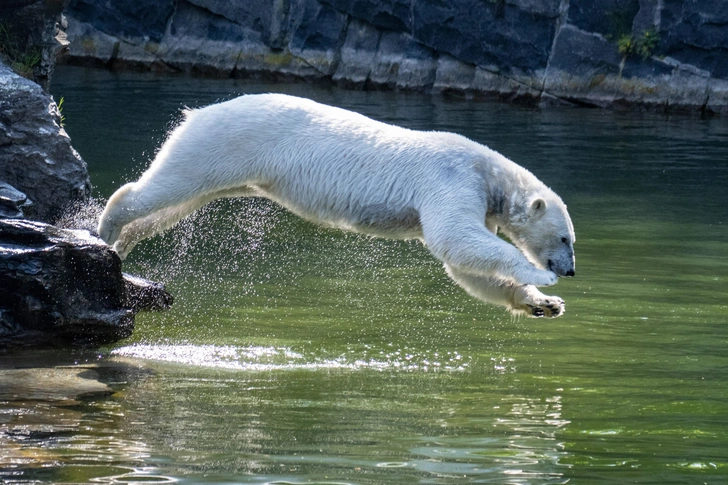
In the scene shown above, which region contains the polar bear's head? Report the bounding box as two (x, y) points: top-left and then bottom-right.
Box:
(506, 194), (576, 277)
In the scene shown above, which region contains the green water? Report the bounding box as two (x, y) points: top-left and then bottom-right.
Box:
(1, 66), (727, 484)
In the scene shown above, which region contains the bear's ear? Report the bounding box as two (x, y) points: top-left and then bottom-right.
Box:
(529, 198), (547, 219)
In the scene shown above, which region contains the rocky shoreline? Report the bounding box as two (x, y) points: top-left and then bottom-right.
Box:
(62, 0), (728, 114)
(0, 64), (174, 348)
(0, 1), (173, 349)
(0, 67), (174, 348)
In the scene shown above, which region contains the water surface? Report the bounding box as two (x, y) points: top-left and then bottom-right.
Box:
(1, 66), (727, 484)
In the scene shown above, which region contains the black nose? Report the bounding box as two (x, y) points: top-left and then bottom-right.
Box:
(565, 269), (575, 277)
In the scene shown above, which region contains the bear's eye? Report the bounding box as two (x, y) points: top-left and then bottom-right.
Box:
(561, 237), (568, 244)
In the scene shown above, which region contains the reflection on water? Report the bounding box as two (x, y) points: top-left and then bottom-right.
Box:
(91, 469), (178, 484)
(0, 359), (176, 484)
(112, 344), (471, 372)
(0, 66), (726, 484)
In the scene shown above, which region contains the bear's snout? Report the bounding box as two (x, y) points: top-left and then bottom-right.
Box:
(548, 259), (575, 277)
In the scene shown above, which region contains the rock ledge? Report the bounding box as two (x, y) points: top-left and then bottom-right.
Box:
(0, 219), (173, 348)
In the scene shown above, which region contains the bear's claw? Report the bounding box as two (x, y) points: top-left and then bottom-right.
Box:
(514, 285), (565, 318)
(527, 297), (564, 318)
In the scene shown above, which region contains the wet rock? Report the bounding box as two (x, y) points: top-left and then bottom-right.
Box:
(0, 182), (32, 219)
(0, 61), (91, 223)
(0, 358), (153, 476)
(123, 273), (174, 312)
(0, 219), (173, 348)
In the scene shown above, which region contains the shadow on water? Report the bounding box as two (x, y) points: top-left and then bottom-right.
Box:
(1, 65), (725, 484)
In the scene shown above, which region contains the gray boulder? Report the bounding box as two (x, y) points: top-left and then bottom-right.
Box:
(0, 219), (173, 348)
(411, 0), (559, 74)
(0, 61), (91, 223)
(542, 23), (715, 110)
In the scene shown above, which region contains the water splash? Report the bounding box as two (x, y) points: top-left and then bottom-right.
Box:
(111, 344), (472, 372)
(126, 198), (282, 283)
(55, 197), (106, 233)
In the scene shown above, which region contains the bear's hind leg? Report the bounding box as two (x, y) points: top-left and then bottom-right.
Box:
(112, 198), (203, 259)
(98, 180), (206, 251)
(104, 184), (258, 259)
(98, 182), (143, 245)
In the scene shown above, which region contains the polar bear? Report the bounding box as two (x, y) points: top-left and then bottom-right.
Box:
(98, 93), (575, 317)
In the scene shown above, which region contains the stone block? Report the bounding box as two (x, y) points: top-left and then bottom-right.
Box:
(68, 0), (174, 42)
(567, 0), (640, 38)
(333, 18), (380, 87)
(369, 31), (437, 90)
(413, 0), (558, 72)
(323, 0), (412, 32)
(288, 0), (348, 76)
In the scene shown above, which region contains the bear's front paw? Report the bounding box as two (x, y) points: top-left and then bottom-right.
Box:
(526, 296), (564, 318)
(513, 286), (565, 318)
(519, 268), (558, 287)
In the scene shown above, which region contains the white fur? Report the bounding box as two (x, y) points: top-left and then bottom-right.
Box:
(98, 93), (575, 317)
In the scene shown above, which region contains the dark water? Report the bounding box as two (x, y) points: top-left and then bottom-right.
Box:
(1, 66), (727, 484)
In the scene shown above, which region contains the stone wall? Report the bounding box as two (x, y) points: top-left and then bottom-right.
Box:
(63, 0), (728, 112)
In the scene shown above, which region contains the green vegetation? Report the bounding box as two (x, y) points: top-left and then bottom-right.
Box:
(617, 28), (660, 59)
(57, 96), (65, 127)
(604, 2), (660, 63)
(0, 22), (42, 79)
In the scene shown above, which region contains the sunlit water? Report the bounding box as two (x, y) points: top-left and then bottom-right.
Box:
(1, 66), (727, 484)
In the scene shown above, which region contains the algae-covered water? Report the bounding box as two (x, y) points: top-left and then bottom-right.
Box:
(1, 66), (727, 484)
